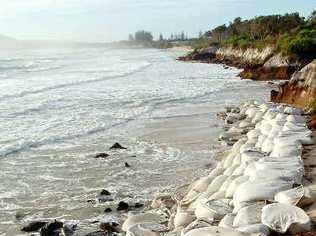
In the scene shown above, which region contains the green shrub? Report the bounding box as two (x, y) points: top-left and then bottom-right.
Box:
(308, 99), (316, 114)
(288, 29), (316, 58)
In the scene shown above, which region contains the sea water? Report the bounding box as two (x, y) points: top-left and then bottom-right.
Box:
(0, 47), (270, 234)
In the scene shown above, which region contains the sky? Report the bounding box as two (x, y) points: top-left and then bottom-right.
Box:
(0, 0), (315, 42)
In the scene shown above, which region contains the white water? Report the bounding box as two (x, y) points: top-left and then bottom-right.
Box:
(0, 47), (270, 234)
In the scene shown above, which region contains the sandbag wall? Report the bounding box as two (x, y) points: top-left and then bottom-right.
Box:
(122, 101), (316, 236)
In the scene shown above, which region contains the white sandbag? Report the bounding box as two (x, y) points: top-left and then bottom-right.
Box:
(233, 179), (293, 205)
(273, 113), (287, 121)
(226, 175), (249, 198)
(260, 123), (272, 136)
(219, 213), (235, 229)
(252, 111), (264, 124)
(181, 188), (202, 207)
(232, 154), (242, 167)
(255, 159), (303, 171)
(208, 165), (224, 178)
(270, 143), (302, 158)
(231, 164), (246, 176)
(206, 175), (227, 195)
(261, 138), (274, 153)
(183, 226), (250, 236)
(280, 129), (314, 145)
(209, 190), (226, 200)
(188, 192), (208, 210)
(259, 103), (270, 112)
(248, 168), (303, 184)
(245, 138), (258, 146)
(239, 143), (256, 153)
(283, 121), (309, 132)
(191, 176), (214, 193)
(174, 208), (196, 229)
(224, 165), (238, 176)
(247, 129), (261, 140)
(233, 202), (266, 227)
(255, 135), (267, 149)
(284, 107), (303, 115)
(180, 218), (214, 236)
(233, 201), (256, 214)
(126, 223), (164, 236)
(220, 176), (238, 192)
(241, 150), (265, 165)
(232, 138), (247, 153)
(275, 186), (314, 207)
(123, 212), (167, 231)
(263, 110), (277, 121)
(245, 107), (259, 119)
(224, 153), (236, 169)
(239, 120), (252, 128)
(195, 199), (232, 220)
(287, 115), (307, 124)
(267, 125), (282, 137)
(261, 203), (311, 234)
(237, 224), (270, 236)
(255, 121), (263, 130)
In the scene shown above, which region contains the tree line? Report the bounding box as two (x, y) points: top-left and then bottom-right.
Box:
(128, 30), (192, 43)
(201, 11), (316, 59)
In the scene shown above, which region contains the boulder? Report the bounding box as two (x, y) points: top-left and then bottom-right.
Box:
(21, 221), (48, 232)
(110, 143), (127, 150)
(117, 201), (129, 211)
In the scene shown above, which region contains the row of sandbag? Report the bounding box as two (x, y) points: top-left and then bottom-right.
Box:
(121, 101), (315, 236)
(171, 101), (315, 236)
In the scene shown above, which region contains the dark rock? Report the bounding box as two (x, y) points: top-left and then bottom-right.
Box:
(100, 189), (111, 196)
(110, 143), (127, 150)
(104, 208), (112, 213)
(124, 162), (131, 168)
(134, 203), (144, 208)
(84, 231), (106, 236)
(63, 221), (78, 235)
(117, 201), (129, 211)
(21, 221), (48, 232)
(87, 199), (96, 204)
(97, 189), (113, 203)
(99, 222), (119, 233)
(40, 220), (63, 236)
(95, 153), (109, 159)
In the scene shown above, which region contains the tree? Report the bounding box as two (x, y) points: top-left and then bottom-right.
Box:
(181, 31), (185, 41)
(134, 30), (153, 42)
(309, 10), (316, 22)
(128, 34), (134, 41)
(211, 24), (227, 42)
(199, 31), (204, 38)
(159, 33), (164, 41)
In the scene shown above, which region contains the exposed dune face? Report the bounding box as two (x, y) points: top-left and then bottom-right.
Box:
(271, 60), (316, 108)
(178, 46), (300, 81)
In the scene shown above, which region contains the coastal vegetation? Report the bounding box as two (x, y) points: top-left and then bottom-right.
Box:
(194, 11), (316, 59)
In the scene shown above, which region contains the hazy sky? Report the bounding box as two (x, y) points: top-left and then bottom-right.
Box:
(0, 0), (314, 42)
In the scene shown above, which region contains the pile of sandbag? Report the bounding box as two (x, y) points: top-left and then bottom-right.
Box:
(122, 101), (316, 236)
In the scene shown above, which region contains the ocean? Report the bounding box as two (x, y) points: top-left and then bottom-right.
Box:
(0, 47), (270, 234)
